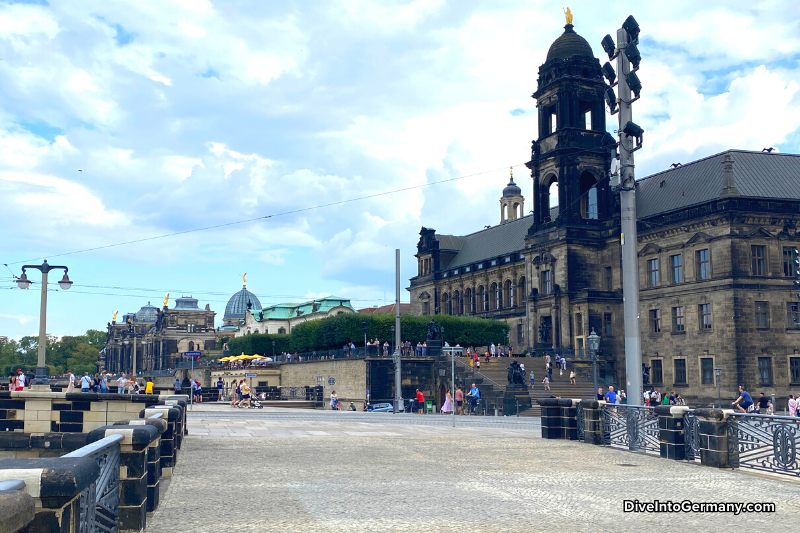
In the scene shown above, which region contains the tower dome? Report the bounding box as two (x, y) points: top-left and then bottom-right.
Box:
(546, 24), (595, 62)
(503, 177), (522, 198)
(224, 287), (262, 324)
(135, 302), (159, 322)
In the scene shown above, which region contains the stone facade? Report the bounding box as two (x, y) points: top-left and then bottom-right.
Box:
(236, 296), (356, 336)
(103, 296), (218, 373)
(408, 20), (800, 407)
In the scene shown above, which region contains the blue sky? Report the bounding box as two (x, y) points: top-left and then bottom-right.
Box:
(1, 0), (800, 338)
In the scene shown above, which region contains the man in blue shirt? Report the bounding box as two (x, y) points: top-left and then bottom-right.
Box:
(604, 386), (617, 404)
(733, 385), (753, 413)
(467, 383), (480, 414)
(216, 378), (224, 401)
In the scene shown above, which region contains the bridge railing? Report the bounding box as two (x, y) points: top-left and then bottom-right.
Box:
(63, 433), (124, 532)
(726, 411), (800, 477)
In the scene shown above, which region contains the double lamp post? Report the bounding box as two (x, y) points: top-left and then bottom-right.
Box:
(15, 260), (73, 386)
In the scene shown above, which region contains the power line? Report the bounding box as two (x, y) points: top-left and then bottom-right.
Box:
(5, 162), (527, 265)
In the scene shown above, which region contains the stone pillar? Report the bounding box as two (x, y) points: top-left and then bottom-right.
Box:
(87, 425), (159, 532)
(142, 407), (182, 477)
(536, 398), (563, 439)
(113, 418), (167, 514)
(0, 455), (98, 532)
(655, 405), (689, 460)
(563, 399), (580, 440)
(694, 408), (732, 469)
(580, 399), (603, 445)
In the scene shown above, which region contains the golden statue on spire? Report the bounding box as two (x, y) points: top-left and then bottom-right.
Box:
(112, 311), (118, 322)
(163, 294), (169, 308)
(564, 7), (573, 25)
(242, 272), (247, 287)
(510, 166), (513, 179)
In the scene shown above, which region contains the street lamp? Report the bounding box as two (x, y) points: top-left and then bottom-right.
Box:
(587, 329), (601, 399)
(16, 260), (72, 386)
(362, 321), (368, 357)
(714, 366), (722, 408)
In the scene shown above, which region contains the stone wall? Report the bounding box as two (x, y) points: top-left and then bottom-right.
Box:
(280, 359), (367, 408)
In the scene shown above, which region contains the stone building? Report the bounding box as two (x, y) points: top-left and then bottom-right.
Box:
(102, 296), (217, 373)
(408, 20), (800, 405)
(236, 296), (356, 336)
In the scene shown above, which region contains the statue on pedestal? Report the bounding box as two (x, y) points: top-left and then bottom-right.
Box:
(427, 319), (439, 341)
(507, 359), (526, 386)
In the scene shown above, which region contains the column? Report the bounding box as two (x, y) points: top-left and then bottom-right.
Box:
(655, 405), (689, 460)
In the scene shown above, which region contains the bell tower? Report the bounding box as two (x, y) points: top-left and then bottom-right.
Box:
(526, 20), (615, 233)
(500, 167), (524, 223)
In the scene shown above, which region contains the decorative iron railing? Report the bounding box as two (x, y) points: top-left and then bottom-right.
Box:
(602, 405), (659, 454)
(683, 409), (700, 462)
(64, 434), (124, 533)
(726, 412), (800, 476)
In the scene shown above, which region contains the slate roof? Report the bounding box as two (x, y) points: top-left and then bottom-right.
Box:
(251, 296), (354, 322)
(434, 234), (466, 250)
(636, 150), (800, 218)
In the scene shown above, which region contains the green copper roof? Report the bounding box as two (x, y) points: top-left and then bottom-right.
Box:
(251, 296), (354, 322)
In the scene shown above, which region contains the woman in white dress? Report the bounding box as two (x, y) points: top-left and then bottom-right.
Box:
(441, 391), (454, 414)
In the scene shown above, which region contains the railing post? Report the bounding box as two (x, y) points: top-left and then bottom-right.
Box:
(537, 398), (563, 439)
(655, 405), (689, 460)
(693, 408), (733, 469)
(580, 399), (604, 445)
(563, 399), (581, 440)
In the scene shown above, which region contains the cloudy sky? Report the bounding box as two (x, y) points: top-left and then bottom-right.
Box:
(1, 0), (799, 339)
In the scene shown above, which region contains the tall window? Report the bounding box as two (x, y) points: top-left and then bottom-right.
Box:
(791, 357), (800, 384)
(517, 323), (524, 345)
(423, 301), (430, 315)
(605, 266), (613, 290)
(649, 309), (661, 333)
(755, 301), (769, 328)
(647, 258), (660, 287)
(603, 313), (612, 336)
(758, 357), (773, 386)
(517, 277), (526, 307)
(672, 307), (685, 332)
(674, 359), (687, 385)
(542, 270), (552, 295)
(651, 360), (663, 384)
(751, 245), (766, 276)
(785, 247), (798, 277)
(699, 303), (712, 330)
(696, 249), (710, 280)
(788, 302), (800, 328)
(701, 358), (714, 385)
(575, 313), (583, 336)
(670, 254), (683, 284)
(489, 284), (498, 311)
(586, 187), (598, 220)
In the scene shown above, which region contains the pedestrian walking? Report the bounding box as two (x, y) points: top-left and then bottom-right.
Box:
(455, 386), (464, 415)
(330, 390), (339, 410)
(230, 380), (240, 407)
(547, 363), (553, 381)
(65, 370), (75, 393)
(569, 370), (576, 385)
(542, 376), (550, 391)
(756, 392), (771, 414)
(416, 389), (425, 414)
(239, 381), (251, 408)
(173, 377), (181, 393)
(442, 391), (454, 414)
(217, 377), (224, 401)
(529, 371), (535, 388)
(789, 395), (797, 417)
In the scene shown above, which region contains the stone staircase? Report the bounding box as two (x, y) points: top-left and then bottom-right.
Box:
(455, 357), (600, 416)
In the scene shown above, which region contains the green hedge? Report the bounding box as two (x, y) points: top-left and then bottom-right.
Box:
(227, 334), (292, 356)
(229, 314), (509, 354)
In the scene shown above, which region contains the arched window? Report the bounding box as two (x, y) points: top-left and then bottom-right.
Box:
(490, 283), (498, 310)
(464, 288), (473, 314)
(278, 327), (287, 334)
(580, 172), (599, 220)
(544, 175), (558, 222)
(477, 286), (486, 312)
(517, 276), (526, 307)
(188, 341), (194, 351)
(504, 280), (514, 308)
(442, 293), (450, 315)
(453, 290), (461, 315)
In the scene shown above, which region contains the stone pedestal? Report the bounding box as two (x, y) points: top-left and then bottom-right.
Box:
(655, 405), (689, 460)
(580, 400), (604, 445)
(426, 339), (442, 358)
(537, 398), (562, 439)
(694, 408), (733, 469)
(503, 385), (531, 416)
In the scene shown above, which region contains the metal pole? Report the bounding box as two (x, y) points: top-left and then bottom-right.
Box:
(617, 27), (642, 407)
(190, 354), (193, 411)
(592, 349), (598, 400)
(451, 349), (455, 427)
(34, 269), (48, 385)
(132, 334), (137, 379)
(393, 249), (403, 413)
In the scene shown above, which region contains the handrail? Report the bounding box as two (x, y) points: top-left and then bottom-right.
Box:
(63, 434), (124, 458)
(0, 479), (26, 491)
(148, 412), (164, 419)
(727, 411), (797, 421)
(452, 356), (505, 390)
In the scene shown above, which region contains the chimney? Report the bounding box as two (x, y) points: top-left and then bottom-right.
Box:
(720, 153), (740, 197)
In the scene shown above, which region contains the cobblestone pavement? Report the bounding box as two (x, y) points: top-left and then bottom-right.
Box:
(148, 409), (800, 532)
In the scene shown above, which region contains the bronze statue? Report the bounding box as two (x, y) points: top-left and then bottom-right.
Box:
(427, 319), (439, 341)
(507, 360), (526, 386)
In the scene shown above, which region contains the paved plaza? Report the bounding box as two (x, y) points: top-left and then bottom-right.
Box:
(148, 407), (800, 532)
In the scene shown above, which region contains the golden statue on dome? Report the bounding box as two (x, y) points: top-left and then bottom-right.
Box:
(163, 293), (169, 308)
(564, 7), (573, 25)
(112, 311), (118, 322)
(242, 272), (247, 287)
